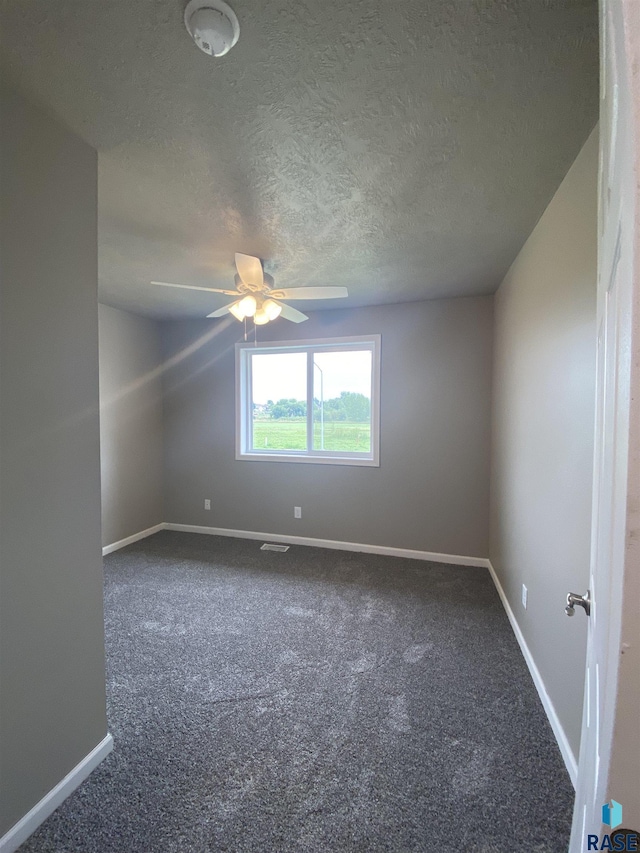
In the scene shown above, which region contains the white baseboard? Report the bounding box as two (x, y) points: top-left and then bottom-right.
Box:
(0, 733), (113, 853)
(486, 560), (578, 787)
(102, 523), (165, 556)
(164, 522), (490, 568)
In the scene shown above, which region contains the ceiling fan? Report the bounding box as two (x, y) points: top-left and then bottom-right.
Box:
(151, 253), (348, 325)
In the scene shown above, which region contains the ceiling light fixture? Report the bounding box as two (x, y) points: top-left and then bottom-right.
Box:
(184, 0), (240, 57)
(228, 302), (245, 322)
(243, 297), (280, 326)
(237, 294), (257, 317)
(253, 308), (270, 326)
(262, 299), (282, 321)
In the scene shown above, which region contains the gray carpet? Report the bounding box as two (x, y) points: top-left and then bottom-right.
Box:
(20, 531), (574, 852)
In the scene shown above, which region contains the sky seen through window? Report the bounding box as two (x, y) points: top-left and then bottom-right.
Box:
(251, 350), (372, 404)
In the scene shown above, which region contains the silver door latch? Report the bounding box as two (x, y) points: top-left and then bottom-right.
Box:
(565, 590), (591, 617)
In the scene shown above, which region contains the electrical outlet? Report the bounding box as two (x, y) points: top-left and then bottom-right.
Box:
(294, 506), (302, 519)
(204, 499), (211, 510)
(521, 584), (528, 609)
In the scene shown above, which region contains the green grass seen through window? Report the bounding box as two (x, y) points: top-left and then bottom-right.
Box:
(252, 419), (371, 453)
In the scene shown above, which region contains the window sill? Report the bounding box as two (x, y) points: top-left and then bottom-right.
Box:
(236, 451), (379, 467)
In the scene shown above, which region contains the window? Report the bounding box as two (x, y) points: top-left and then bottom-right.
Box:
(236, 335), (380, 466)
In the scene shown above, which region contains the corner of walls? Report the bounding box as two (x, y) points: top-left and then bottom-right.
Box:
(102, 522), (166, 556)
(99, 304), (165, 550)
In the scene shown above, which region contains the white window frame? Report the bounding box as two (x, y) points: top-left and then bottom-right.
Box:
(236, 335), (381, 467)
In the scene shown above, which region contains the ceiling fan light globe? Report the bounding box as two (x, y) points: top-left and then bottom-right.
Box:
(253, 308), (270, 325)
(228, 302), (245, 321)
(262, 299), (282, 321)
(238, 295), (257, 317)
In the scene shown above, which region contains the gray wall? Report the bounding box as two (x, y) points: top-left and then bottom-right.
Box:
(162, 297), (493, 558)
(490, 128), (598, 760)
(99, 304), (164, 547)
(0, 84), (108, 835)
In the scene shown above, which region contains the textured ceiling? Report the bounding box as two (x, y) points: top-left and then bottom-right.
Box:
(0, 0), (598, 319)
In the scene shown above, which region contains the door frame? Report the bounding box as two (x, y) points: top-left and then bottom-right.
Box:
(570, 0), (640, 845)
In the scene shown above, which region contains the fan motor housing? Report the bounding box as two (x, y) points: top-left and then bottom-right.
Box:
(234, 272), (274, 293)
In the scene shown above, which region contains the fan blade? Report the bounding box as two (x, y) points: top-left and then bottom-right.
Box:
(234, 253), (264, 287)
(276, 301), (308, 323)
(270, 286), (348, 300)
(151, 281), (238, 295)
(206, 301), (238, 318)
